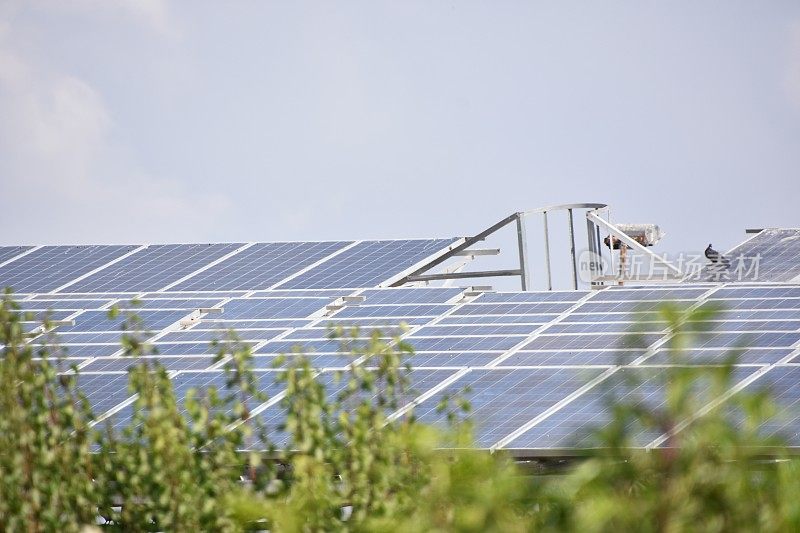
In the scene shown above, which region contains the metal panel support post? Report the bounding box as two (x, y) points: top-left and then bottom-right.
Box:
(567, 208), (578, 290)
(515, 213), (530, 291)
(542, 211), (553, 290)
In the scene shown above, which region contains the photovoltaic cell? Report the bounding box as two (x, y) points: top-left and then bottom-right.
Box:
(171, 241), (351, 291)
(0, 245), (134, 292)
(277, 239), (457, 289)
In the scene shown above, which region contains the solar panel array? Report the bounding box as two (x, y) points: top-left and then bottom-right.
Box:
(3, 230), (800, 456)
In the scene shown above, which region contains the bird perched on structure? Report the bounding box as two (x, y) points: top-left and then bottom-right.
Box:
(705, 244), (730, 266)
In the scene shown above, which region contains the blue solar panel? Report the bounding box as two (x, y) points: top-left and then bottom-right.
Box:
(473, 291), (588, 303)
(687, 229), (800, 283)
(219, 297), (333, 319)
(590, 287), (709, 301)
(46, 332), (128, 343)
(577, 300), (696, 313)
(522, 333), (664, 351)
(359, 287), (465, 305)
(703, 298), (800, 310)
(81, 356), (215, 372)
(403, 336), (524, 352)
(152, 342), (248, 355)
(45, 344), (123, 357)
(0, 245), (134, 292)
(413, 368), (605, 447)
(436, 314), (555, 325)
(277, 239), (457, 289)
(251, 354), (357, 368)
(158, 328), (287, 343)
(73, 373), (134, 416)
(0, 246), (32, 265)
(412, 324), (542, 336)
(56, 310), (189, 333)
(454, 302), (574, 315)
(18, 299), (114, 311)
(252, 368), (458, 449)
(406, 352), (502, 367)
(736, 366), (800, 445)
(63, 244), (243, 293)
(688, 332), (800, 349)
(198, 318), (313, 329)
(333, 304), (453, 319)
(106, 370), (287, 434)
(542, 322), (667, 334)
(712, 286), (800, 299)
(499, 350), (643, 366)
(648, 347), (795, 365)
(504, 366), (760, 450)
(171, 241), (351, 291)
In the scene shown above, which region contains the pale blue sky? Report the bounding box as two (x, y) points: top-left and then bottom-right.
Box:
(1, 1), (798, 266)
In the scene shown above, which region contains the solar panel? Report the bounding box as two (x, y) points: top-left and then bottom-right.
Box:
(684, 229), (800, 283)
(504, 366), (760, 450)
(250, 368), (460, 449)
(62, 244), (244, 293)
(276, 239), (458, 289)
(413, 367), (606, 447)
(0, 245), (135, 292)
(734, 366), (800, 445)
(0, 246), (33, 265)
(170, 241), (351, 291)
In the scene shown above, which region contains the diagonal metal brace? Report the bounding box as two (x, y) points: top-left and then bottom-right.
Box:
(586, 211), (683, 277)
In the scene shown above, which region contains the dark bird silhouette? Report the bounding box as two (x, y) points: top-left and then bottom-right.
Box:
(705, 244), (730, 266)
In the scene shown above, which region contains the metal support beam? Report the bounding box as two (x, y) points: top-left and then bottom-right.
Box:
(542, 211), (552, 291)
(586, 216), (598, 282)
(390, 213), (521, 287)
(567, 209), (578, 290)
(406, 269), (522, 282)
(453, 248), (501, 256)
(516, 214), (530, 291)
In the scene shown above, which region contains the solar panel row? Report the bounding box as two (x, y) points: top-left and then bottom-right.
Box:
(10, 282), (796, 452)
(0, 239), (459, 293)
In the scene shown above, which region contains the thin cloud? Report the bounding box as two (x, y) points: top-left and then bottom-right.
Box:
(0, 9), (229, 244)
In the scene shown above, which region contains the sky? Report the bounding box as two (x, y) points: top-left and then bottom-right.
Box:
(1, 1), (799, 283)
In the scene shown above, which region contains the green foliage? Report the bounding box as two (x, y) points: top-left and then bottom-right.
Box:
(2, 291), (800, 531)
